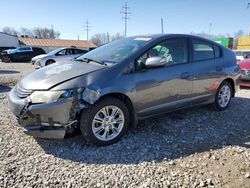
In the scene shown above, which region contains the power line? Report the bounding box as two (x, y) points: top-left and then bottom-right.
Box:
(120, 2), (131, 37)
(84, 20), (91, 41)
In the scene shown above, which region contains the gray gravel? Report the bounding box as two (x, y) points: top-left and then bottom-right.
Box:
(0, 62), (250, 187)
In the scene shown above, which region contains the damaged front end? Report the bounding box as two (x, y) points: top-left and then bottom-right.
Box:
(8, 85), (88, 139)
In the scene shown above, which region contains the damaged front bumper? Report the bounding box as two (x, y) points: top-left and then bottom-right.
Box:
(8, 88), (86, 139)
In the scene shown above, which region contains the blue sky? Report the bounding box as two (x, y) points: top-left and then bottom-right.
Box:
(0, 0), (250, 40)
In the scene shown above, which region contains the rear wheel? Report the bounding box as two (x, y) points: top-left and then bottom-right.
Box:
(45, 59), (55, 66)
(214, 81), (232, 111)
(80, 97), (130, 146)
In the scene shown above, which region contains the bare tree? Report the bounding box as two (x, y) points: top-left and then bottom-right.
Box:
(233, 30), (245, 49)
(20, 27), (34, 38)
(2, 27), (18, 35)
(90, 33), (110, 46)
(33, 27), (60, 39)
(91, 32), (124, 46)
(1, 26), (61, 39)
(111, 32), (124, 41)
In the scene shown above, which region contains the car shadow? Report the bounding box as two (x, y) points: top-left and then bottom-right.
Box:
(36, 95), (250, 164)
(0, 70), (20, 74)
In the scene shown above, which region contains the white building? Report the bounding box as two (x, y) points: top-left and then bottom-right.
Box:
(0, 32), (19, 47)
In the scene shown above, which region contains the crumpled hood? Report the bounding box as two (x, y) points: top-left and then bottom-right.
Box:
(32, 54), (47, 61)
(20, 61), (105, 90)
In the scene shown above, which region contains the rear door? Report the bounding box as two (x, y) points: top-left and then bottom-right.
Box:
(191, 39), (225, 104)
(131, 37), (193, 117)
(17, 47), (32, 61)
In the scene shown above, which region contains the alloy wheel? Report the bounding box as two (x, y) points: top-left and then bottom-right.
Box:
(92, 105), (125, 141)
(218, 85), (231, 108)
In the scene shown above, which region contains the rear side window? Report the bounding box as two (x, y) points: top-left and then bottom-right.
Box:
(74, 49), (86, 54)
(192, 40), (214, 61)
(213, 45), (221, 58)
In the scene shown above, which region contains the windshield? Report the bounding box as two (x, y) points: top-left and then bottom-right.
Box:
(77, 37), (152, 64)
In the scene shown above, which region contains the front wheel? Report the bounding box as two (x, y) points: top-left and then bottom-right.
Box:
(80, 97), (130, 146)
(45, 60), (55, 66)
(3, 56), (11, 63)
(214, 81), (232, 111)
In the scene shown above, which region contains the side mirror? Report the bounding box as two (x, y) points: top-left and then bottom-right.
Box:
(145, 56), (167, 68)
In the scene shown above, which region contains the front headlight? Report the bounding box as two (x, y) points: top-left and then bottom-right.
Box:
(29, 88), (84, 103)
(34, 59), (42, 66)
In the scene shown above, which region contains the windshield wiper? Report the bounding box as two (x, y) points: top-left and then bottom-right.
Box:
(102, 60), (117, 64)
(81, 58), (104, 65)
(74, 59), (86, 62)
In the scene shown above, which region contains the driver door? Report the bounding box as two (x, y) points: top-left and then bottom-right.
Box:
(131, 38), (193, 117)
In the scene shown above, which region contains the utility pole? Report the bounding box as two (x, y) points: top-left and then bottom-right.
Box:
(161, 18), (164, 34)
(84, 20), (91, 41)
(208, 23), (212, 38)
(121, 2), (131, 37)
(51, 24), (54, 39)
(247, 3), (250, 35)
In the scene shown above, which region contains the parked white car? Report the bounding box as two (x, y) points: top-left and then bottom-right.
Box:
(32, 47), (88, 67)
(234, 50), (250, 61)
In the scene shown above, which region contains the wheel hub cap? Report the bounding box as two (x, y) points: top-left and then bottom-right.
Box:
(218, 85), (231, 108)
(92, 105), (125, 141)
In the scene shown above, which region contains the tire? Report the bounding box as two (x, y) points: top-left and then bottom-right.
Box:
(45, 60), (55, 66)
(3, 56), (11, 63)
(214, 81), (232, 111)
(80, 97), (130, 146)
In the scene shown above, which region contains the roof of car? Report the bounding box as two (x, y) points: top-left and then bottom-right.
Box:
(131, 33), (212, 40)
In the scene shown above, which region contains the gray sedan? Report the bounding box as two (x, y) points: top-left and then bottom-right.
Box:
(32, 47), (88, 67)
(8, 34), (240, 146)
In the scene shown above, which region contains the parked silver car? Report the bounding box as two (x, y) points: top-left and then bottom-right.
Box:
(8, 34), (240, 146)
(32, 47), (88, 67)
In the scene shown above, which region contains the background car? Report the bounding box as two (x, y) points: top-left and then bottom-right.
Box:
(32, 47), (88, 67)
(234, 50), (250, 61)
(238, 59), (250, 87)
(1, 47), (45, 63)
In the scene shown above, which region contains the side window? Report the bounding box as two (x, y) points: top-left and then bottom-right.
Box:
(57, 49), (67, 55)
(136, 38), (188, 70)
(66, 49), (74, 55)
(74, 49), (83, 54)
(192, 40), (214, 61)
(214, 45), (221, 58)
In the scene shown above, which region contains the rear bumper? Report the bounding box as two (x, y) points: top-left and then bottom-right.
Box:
(240, 80), (250, 87)
(8, 88), (83, 139)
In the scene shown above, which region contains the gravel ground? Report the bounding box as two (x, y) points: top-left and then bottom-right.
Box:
(0, 62), (250, 188)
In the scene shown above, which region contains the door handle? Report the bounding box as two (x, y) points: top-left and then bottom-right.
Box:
(216, 66), (223, 72)
(180, 72), (191, 79)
